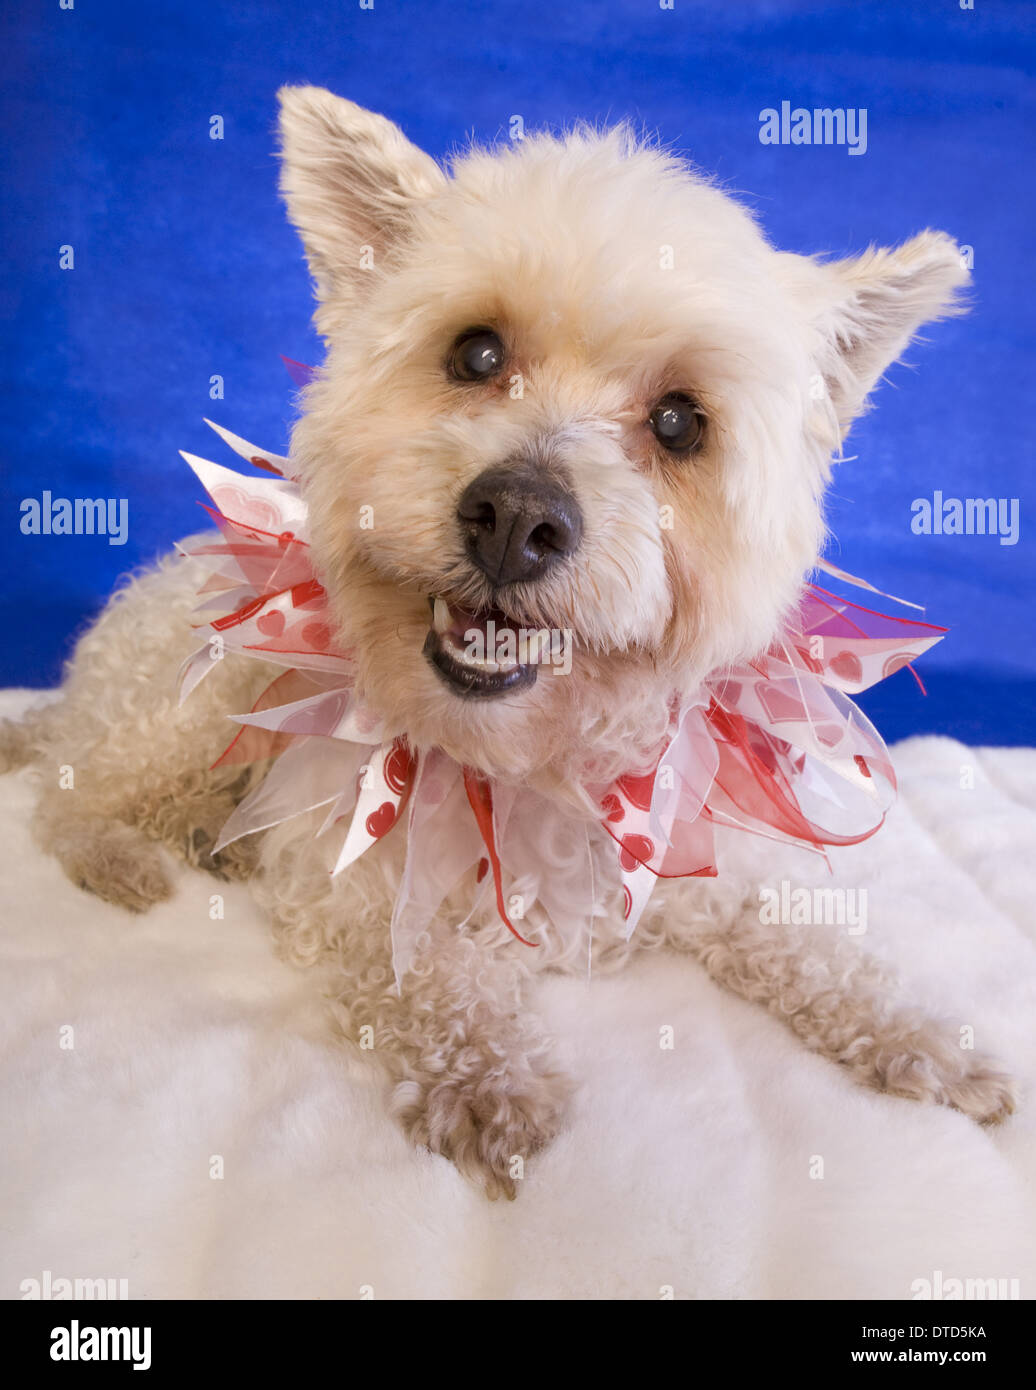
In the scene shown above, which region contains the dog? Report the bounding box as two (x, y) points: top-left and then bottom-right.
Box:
(5, 87), (1015, 1199)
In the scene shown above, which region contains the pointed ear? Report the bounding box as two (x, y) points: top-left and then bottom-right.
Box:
(787, 231), (970, 432)
(276, 87), (445, 332)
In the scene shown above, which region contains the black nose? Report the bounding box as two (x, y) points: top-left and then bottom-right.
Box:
(456, 462), (583, 587)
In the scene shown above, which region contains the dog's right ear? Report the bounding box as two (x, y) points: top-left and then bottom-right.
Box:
(779, 230), (969, 439)
(276, 87), (445, 330)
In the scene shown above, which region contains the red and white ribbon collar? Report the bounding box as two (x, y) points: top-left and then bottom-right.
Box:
(177, 412), (945, 986)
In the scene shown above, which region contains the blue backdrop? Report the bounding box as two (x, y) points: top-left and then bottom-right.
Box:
(3, 0), (1033, 743)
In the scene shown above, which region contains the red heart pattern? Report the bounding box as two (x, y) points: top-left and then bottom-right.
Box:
(883, 653), (913, 678)
(619, 833), (654, 873)
(383, 740), (413, 795)
(256, 610), (286, 637)
(829, 650), (863, 685)
(616, 772), (655, 812)
(365, 801), (397, 839)
(300, 622), (332, 649)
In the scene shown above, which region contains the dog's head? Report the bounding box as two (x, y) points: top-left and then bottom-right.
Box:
(279, 87), (966, 783)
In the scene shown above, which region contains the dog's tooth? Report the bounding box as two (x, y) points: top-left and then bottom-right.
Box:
(432, 597), (451, 634)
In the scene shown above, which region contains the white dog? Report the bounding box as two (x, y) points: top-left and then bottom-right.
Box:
(5, 88), (1014, 1199)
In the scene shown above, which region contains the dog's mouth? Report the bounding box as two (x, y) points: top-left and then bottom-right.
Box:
(422, 596), (540, 699)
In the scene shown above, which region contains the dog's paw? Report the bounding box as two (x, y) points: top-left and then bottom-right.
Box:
(189, 824), (258, 883)
(180, 787), (260, 883)
(859, 1020), (1018, 1126)
(939, 1061), (1018, 1126)
(392, 1064), (572, 1200)
(56, 818), (172, 913)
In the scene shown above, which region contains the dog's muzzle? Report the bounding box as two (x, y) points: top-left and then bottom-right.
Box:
(422, 461), (582, 699)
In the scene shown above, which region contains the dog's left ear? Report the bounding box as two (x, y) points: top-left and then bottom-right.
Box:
(783, 230), (970, 433)
(276, 86), (446, 333)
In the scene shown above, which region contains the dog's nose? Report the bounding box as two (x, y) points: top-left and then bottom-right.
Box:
(456, 462), (583, 587)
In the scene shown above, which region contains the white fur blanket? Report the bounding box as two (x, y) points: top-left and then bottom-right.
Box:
(2, 686), (1035, 1301)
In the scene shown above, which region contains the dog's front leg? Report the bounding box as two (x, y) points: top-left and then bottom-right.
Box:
(270, 870), (573, 1198)
(659, 881), (1017, 1124)
(351, 928), (572, 1198)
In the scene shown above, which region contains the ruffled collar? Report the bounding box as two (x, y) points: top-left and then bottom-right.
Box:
(177, 413), (944, 985)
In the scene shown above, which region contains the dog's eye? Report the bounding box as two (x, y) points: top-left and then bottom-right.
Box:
(448, 328), (505, 382)
(649, 392), (705, 452)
